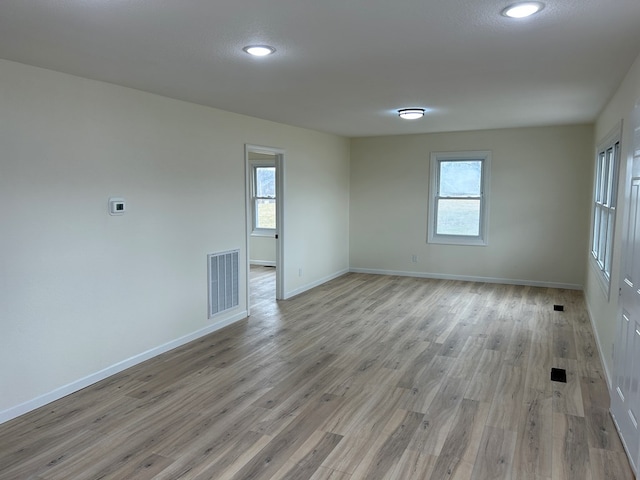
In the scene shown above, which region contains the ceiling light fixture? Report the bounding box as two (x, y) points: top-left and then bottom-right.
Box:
(243, 45), (276, 57)
(501, 2), (545, 18)
(398, 108), (425, 120)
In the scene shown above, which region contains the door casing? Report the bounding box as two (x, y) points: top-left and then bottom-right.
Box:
(245, 144), (285, 314)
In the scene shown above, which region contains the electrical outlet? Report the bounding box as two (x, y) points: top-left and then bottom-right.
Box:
(298, 268), (303, 277)
(411, 254), (418, 263)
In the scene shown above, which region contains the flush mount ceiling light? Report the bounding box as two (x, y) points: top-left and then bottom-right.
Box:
(398, 108), (425, 120)
(243, 45), (276, 57)
(501, 2), (545, 18)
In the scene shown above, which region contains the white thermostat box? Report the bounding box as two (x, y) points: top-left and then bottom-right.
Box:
(109, 198), (126, 215)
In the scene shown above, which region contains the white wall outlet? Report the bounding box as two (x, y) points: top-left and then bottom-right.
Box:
(411, 254), (418, 263)
(109, 197), (126, 215)
(298, 268), (303, 277)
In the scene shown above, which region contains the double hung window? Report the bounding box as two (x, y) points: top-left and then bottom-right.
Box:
(591, 127), (621, 295)
(251, 164), (276, 234)
(428, 151), (491, 246)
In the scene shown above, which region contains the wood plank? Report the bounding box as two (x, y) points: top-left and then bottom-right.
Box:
(464, 349), (504, 403)
(504, 328), (532, 367)
(588, 448), (635, 480)
(552, 413), (592, 480)
(513, 397), (552, 477)
(190, 431), (271, 480)
(397, 355), (455, 413)
(551, 358), (584, 417)
(229, 394), (343, 480)
(349, 409), (424, 480)
(407, 377), (468, 455)
(308, 467), (352, 480)
(469, 426), (517, 480)
(486, 365), (526, 431)
(388, 451), (438, 480)
(268, 431), (343, 480)
(429, 398), (490, 479)
(583, 406), (625, 452)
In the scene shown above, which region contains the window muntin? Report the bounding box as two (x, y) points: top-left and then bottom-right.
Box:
(252, 165), (276, 233)
(429, 151), (490, 246)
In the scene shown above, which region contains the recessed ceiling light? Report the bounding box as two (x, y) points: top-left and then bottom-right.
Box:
(243, 45), (276, 57)
(398, 108), (425, 120)
(501, 2), (545, 18)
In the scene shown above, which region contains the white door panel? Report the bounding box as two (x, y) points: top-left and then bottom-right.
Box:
(611, 103), (640, 474)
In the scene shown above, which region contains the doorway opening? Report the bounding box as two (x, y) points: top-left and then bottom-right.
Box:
(245, 145), (284, 314)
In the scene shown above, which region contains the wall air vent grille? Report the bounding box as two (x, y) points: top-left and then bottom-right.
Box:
(208, 249), (239, 317)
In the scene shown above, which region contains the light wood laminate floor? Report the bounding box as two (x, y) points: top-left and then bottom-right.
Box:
(250, 265), (276, 308)
(0, 273), (634, 479)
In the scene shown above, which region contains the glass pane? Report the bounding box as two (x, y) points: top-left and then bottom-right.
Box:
(592, 206), (600, 254)
(604, 210), (614, 276)
(436, 199), (480, 236)
(597, 153), (606, 203)
(256, 198), (276, 229)
(439, 160), (482, 197)
(611, 142), (620, 207)
(603, 148), (612, 205)
(256, 167), (275, 198)
(598, 208), (608, 265)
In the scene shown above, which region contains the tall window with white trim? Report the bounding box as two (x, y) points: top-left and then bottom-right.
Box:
(591, 127), (621, 294)
(251, 164), (276, 234)
(428, 151), (491, 246)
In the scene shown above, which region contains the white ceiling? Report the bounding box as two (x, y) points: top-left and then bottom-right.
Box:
(0, 0), (639, 137)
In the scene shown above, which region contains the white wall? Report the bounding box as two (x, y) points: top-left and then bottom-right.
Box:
(350, 125), (593, 287)
(585, 51), (640, 382)
(250, 236), (276, 265)
(0, 59), (350, 420)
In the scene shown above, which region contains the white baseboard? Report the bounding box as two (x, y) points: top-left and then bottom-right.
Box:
(583, 300), (613, 390)
(349, 267), (583, 290)
(0, 310), (247, 425)
(284, 268), (350, 299)
(250, 260), (276, 267)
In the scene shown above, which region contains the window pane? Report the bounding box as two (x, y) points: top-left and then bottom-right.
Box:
(604, 148), (613, 205)
(256, 167), (275, 197)
(599, 153), (608, 203)
(256, 198), (276, 229)
(596, 153), (605, 203)
(612, 143), (620, 207)
(604, 210), (614, 276)
(592, 205), (601, 254)
(436, 199), (480, 236)
(439, 161), (482, 196)
(598, 208), (608, 265)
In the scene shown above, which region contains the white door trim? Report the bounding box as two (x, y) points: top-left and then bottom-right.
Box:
(245, 144), (285, 315)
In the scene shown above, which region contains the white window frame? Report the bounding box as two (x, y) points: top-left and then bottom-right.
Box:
(428, 150), (491, 246)
(590, 123), (622, 297)
(250, 160), (276, 236)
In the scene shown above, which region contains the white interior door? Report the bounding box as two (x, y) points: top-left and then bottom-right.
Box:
(611, 102), (640, 473)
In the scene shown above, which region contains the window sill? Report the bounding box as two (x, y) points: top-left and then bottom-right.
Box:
(251, 230), (276, 238)
(428, 235), (487, 246)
